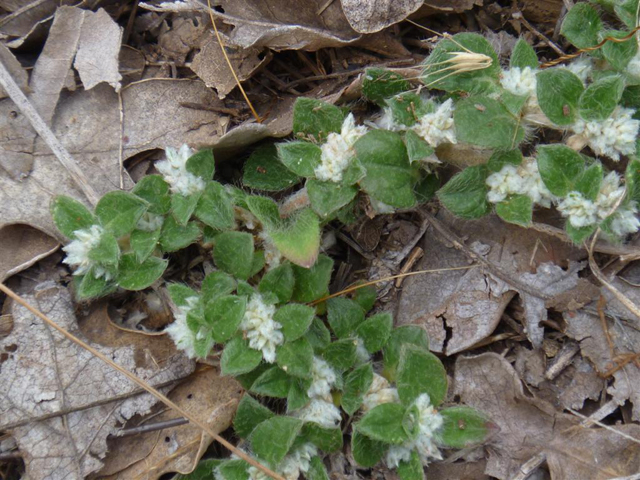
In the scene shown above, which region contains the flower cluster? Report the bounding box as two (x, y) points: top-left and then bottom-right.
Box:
(486, 159), (555, 207)
(245, 443), (318, 480)
(240, 294), (283, 363)
(62, 224), (113, 280)
(500, 66), (537, 106)
(294, 357), (342, 429)
(165, 296), (200, 359)
(155, 144), (206, 196)
(314, 114), (367, 183)
(362, 373), (399, 412)
(412, 98), (457, 147)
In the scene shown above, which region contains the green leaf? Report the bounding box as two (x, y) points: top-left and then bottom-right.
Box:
(322, 338), (357, 372)
(117, 254), (167, 291)
(88, 231), (119, 266)
(269, 208), (321, 268)
(356, 403), (409, 444)
(437, 165), (490, 219)
(185, 149), (215, 180)
(487, 149), (522, 172)
(351, 430), (387, 467)
(237, 280), (255, 297)
(195, 181), (235, 231)
(132, 175), (171, 215)
(95, 191), (148, 237)
(243, 144), (300, 191)
(221, 336), (263, 376)
(75, 269), (115, 300)
(213, 231), (255, 281)
(300, 423), (343, 452)
(307, 179), (358, 219)
(342, 362), (374, 415)
(355, 130), (416, 208)
(561, 3), (603, 49)
(601, 29), (638, 69)
(51, 195), (97, 239)
(306, 318), (332, 353)
(454, 96), (524, 148)
(177, 459), (224, 480)
(383, 326), (430, 381)
(536, 69), (584, 125)
(167, 283), (198, 306)
(159, 216), (200, 252)
(276, 141), (322, 177)
(205, 295), (246, 343)
(276, 337), (314, 379)
(626, 159), (640, 203)
(236, 363), (270, 390)
(352, 285), (377, 313)
(440, 406), (492, 448)
(202, 271), (237, 303)
(362, 68), (411, 105)
(327, 297), (365, 338)
(250, 416), (303, 467)
(307, 457), (329, 480)
(245, 195), (281, 228)
(536, 144), (585, 196)
(501, 91), (529, 116)
(274, 304), (315, 341)
(397, 450), (424, 480)
(250, 366), (292, 398)
(215, 460), (248, 480)
(259, 263), (294, 304)
(404, 130), (434, 163)
(579, 76), (624, 121)
(495, 194), (533, 227)
(291, 254), (333, 303)
(397, 345), (447, 407)
(574, 162), (604, 201)
(615, 0), (640, 29)
(293, 98), (345, 143)
(250, 250), (266, 277)
(422, 33), (500, 94)
(386, 92), (431, 127)
(287, 379), (311, 412)
(510, 38), (538, 69)
(355, 312), (393, 353)
(171, 192), (201, 226)
(130, 228), (161, 263)
(565, 222), (597, 243)
(233, 394), (275, 438)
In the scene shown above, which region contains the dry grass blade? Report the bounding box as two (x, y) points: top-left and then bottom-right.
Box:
(0, 282), (284, 480)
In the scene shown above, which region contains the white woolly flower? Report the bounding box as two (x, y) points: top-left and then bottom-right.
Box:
(565, 57), (593, 84)
(240, 294), (283, 363)
(307, 356), (337, 400)
(62, 224), (112, 279)
(258, 231), (282, 271)
(279, 443), (318, 480)
(155, 144), (206, 196)
(314, 114), (367, 183)
(375, 108), (404, 131)
(136, 212), (164, 232)
(411, 99), (456, 147)
(165, 296), (199, 358)
(294, 398), (342, 428)
(500, 67), (537, 99)
(570, 107), (640, 161)
(518, 159), (555, 207)
(246, 466), (269, 480)
(385, 393), (443, 469)
(595, 171), (626, 219)
(557, 191), (599, 228)
(486, 160), (555, 207)
(362, 373), (400, 412)
(610, 203), (640, 236)
(628, 53), (640, 78)
(486, 165), (523, 204)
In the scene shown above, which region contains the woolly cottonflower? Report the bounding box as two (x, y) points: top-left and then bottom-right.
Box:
(165, 296), (199, 358)
(279, 443), (318, 480)
(565, 57), (593, 84)
(294, 398), (342, 428)
(557, 191), (599, 228)
(570, 107), (640, 161)
(240, 294), (283, 363)
(375, 108), (404, 132)
(362, 373), (400, 412)
(500, 67), (537, 101)
(62, 224), (112, 279)
(595, 171), (626, 219)
(155, 144), (206, 196)
(136, 212), (164, 232)
(246, 466), (269, 480)
(486, 165), (523, 204)
(411, 98), (456, 147)
(258, 231), (282, 271)
(307, 356), (337, 400)
(518, 159), (555, 207)
(385, 393), (443, 469)
(486, 160), (555, 207)
(314, 114), (367, 183)
(610, 203), (640, 236)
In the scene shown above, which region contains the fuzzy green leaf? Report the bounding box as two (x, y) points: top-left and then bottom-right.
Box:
(287, 379), (311, 412)
(159, 216), (200, 252)
(74, 269), (115, 300)
(615, 0), (640, 28)
(202, 271), (237, 303)
(356, 403), (409, 444)
(536, 69), (584, 125)
(510, 38), (538, 69)
(404, 130), (434, 163)
(96, 191), (148, 237)
(177, 459), (224, 480)
(561, 3), (602, 49)
(397, 345), (447, 407)
(185, 149), (215, 181)
(307, 179), (358, 219)
(322, 338), (357, 372)
(205, 295), (246, 343)
(601, 29), (638, 69)
(269, 208), (321, 268)
(487, 149), (522, 172)
(536, 144), (585, 197)
(495, 194), (533, 227)
(274, 303), (315, 341)
(437, 165), (490, 219)
(301, 423), (343, 452)
(277, 141), (322, 178)
(383, 326), (430, 381)
(215, 460), (248, 480)
(355, 312), (393, 353)
(351, 430), (387, 467)
(259, 263), (294, 304)
(245, 195), (281, 228)
(342, 362), (374, 415)
(243, 144), (300, 191)
(565, 222), (597, 243)
(132, 174), (171, 215)
(88, 231), (120, 266)
(291, 254), (333, 303)
(575, 162), (604, 201)
(51, 196), (97, 239)
(167, 283), (198, 307)
(306, 318), (332, 352)
(386, 92), (431, 127)
(171, 192), (201, 226)
(250, 416), (303, 467)
(250, 366), (292, 398)
(221, 336), (263, 376)
(397, 450), (424, 480)
(454, 96), (524, 148)
(327, 297), (365, 339)
(307, 457), (330, 480)
(355, 130), (416, 208)
(626, 159), (640, 203)
(352, 285), (377, 313)
(293, 98), (345, 143)
(233, 394), (275, 439)
(117, 254), (167, 291)
(440, 406), (492, 448)
(195, 181), (235, 231)
(236, 363), (270, 390)
(362, 68), (411, 105)
(130, 228), (161, 263)
(276, 337), (314, 379)
(579, 76), (624, 121)
(213, 231), (255, 280)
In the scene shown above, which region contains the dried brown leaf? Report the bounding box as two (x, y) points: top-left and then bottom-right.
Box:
(0, 224), (59, 282)
(340, 0), (424, 34)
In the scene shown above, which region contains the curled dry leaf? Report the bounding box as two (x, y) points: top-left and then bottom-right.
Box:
(339, 0), (424, 34)
(0, 224), (59, 282)
(0, 284), (194, 480)
(0, 0), (59, 48)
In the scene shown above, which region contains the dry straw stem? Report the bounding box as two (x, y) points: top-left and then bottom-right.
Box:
(0, 282), (284, 480)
